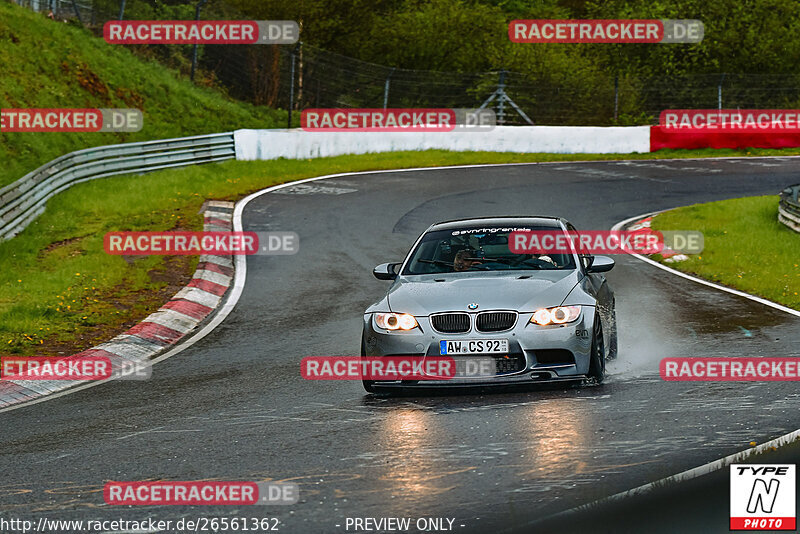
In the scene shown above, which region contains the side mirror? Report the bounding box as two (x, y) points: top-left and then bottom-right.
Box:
(587, 255), (615, 273)
(373, 262), (400, 280)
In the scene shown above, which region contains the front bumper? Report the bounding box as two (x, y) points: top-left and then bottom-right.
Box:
(361, 307), (596, 388)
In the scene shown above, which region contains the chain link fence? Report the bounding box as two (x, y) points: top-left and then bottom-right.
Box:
(206, 44), (800, 127)
(11, 0), (800, 127)
(13, 0), (94, 23)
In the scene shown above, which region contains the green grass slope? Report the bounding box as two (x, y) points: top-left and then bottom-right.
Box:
(0, 1), (284, 188)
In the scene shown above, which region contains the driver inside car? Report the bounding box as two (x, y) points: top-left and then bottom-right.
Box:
(453, 249), (482, 271)
(453, 249), (558, 271)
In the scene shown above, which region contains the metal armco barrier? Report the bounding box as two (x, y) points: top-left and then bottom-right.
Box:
(779, 184), (800, 233)
(0, 133), (235, 241)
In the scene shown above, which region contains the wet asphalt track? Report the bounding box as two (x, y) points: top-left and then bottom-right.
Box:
(1, 158), (800, 533)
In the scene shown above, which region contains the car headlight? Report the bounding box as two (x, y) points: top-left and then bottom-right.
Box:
(375, 312), (419, 331)
(529, 306), (581, 325)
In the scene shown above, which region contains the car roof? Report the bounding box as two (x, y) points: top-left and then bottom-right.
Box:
(427, 216), (565, 231)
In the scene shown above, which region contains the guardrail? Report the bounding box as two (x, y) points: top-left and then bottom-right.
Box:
(0, 133), (235, 241)
(779, 184), (800, 233)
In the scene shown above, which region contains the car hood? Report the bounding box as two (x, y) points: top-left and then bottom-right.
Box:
(386, 270), (581, 315)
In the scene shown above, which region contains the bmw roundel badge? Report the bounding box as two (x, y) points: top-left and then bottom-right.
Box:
(468, 303), (479, 310)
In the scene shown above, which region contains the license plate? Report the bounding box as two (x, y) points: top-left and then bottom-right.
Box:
(439, 339), (509, 355)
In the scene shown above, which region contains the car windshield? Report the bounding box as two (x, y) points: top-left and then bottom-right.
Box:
(402, 226), (576, 275)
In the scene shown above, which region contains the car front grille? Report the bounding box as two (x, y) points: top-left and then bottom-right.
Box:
(476, 311), (517, 332)
(430, 313), (471, 333)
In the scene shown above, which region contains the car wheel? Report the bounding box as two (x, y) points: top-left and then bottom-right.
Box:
(606, 299), (618, 361)
(360, 334), (376, 393)
(587, 316), (605, 384)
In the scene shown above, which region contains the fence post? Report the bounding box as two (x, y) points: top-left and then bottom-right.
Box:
(118, 0), (126, 20)
(613, 75), (619, 121)
(718, 73), (726, 111)
(70, 0), (82, 24)
(383, 68), (395, 110)
(190, 0), (208, 82)
(288, 42), (300, 128)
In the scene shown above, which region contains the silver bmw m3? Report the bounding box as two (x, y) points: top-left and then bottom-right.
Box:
(361, 217), (617, 393)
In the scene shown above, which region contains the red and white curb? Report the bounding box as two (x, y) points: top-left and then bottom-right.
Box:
(0, 201), (236, 408)
(627, 215), (687, 262)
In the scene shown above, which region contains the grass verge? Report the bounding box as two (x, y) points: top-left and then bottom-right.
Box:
(650, 196), (800, 310)
(2, 147), (800, 356)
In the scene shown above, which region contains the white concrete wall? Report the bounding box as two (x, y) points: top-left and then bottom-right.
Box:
(234, 126), (651, 160)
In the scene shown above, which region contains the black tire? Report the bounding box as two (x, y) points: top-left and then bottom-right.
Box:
(606, 300), (618, 361)
(360, 334), (376, 393)
(587, 317), (605, 384)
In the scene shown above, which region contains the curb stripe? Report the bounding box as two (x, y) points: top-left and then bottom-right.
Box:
(198, 254), (234, 268)
(204, 217), (231, 226)
(187, 278), (228, 296)
(140, 310), (198, 333)
(160, 299), (213, 320)
(97, 336), (163, 357)
(125, 323), (186, 346)
(197, 261), (234, 277)
(171, 287), (222, 308)
(192, 269), (232, 286)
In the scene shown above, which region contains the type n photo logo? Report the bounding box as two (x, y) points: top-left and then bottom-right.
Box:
(730, 464), (795, 530)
